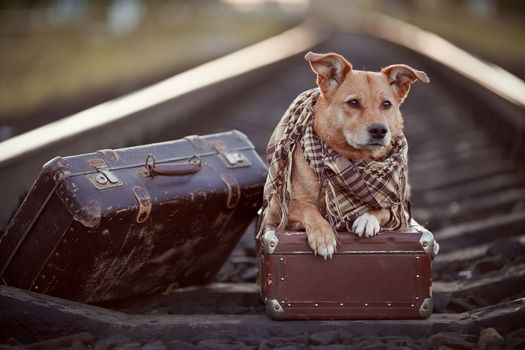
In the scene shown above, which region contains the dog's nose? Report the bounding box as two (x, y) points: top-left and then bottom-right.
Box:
(368, 123), (388, 139)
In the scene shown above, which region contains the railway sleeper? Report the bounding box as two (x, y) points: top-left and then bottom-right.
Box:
(413, 187), (525, 229)
(1, 285), (524, 345)
(0, 27), (523, 349)
(406, 120), (483, 139)
(408, 131), (491, 159)
(433, 263), (525, 313)
(433, 235), (525, 277)
(415, 173), (524, 207)
(409, 147), (504, 175)
(410, 161), (514, 191)
(408, 136), (492, 165)
(435, 210), (525, 250)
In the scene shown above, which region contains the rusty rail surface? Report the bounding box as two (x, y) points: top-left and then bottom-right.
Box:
(1, 14), (525, 350)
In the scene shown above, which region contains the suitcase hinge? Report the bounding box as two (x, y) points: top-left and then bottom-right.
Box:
(86, 167), (122, 190)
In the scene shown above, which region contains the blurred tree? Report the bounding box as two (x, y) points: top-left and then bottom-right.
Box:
(495, 0), (525, 15)
(0, 0), (51, 9)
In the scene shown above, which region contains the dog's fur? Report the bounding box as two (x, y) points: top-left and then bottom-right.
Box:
(265, 51), (429, 258)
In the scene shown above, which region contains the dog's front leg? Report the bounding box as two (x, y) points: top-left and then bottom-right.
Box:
(352, 208), (390, 238)
(290, 200), (337, 259)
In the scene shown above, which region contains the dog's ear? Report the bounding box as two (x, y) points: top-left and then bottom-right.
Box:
(382, 64), (429, 102)
(305, 51), (352, 97)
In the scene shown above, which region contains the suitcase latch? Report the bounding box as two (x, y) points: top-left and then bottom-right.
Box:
(87, 167), (122, 190)
(219, 151), (251, 169)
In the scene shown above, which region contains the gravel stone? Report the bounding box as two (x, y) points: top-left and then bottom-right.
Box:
(257, 339), (273, 350)
(142, 340), (168, 350)
(274, 346), (303, 350)
(196, 339), (250, 350)
(166, 340), (199, 350)
(358, 344), (387, 350)
(438, 346), (454, 350)
(472, 257), (506, 274)
(310, 345), (350, 350)
(477, 328), (504, 350)
(336, 329), (354, 343)
(353, 337), (388, 350)
(430, 332), (476, 350)
(94, 334), (133, 350)
(309, 331), (339, 346)
(191, 330), (237, 343)
(237, 336), (261, 346)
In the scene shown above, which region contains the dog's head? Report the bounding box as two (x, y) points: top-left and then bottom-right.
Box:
(305, 51), (429, 158)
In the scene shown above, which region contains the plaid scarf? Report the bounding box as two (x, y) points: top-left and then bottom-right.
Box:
(258, 88), (410, 237)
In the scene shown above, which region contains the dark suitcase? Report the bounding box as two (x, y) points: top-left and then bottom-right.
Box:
(0, 130), (267, 304)
(258, 222), (436, 320)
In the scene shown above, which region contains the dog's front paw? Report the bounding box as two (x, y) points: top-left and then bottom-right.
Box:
(352, 213), (381, 238)
(306, 226), (337, 260)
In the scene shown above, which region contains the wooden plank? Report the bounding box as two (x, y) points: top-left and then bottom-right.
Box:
(2, 285), (524, 344)
(433, 264), (525, 312)
(435, 211), (525, 249)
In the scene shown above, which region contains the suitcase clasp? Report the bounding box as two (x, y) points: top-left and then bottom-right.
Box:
(86, 166), (122, 190)
(219, 151), (251, 168)
(209, 139), (251, 168)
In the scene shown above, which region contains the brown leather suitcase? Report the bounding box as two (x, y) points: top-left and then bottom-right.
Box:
(258, 222), (437, 320)
(0, 130), (267, 304)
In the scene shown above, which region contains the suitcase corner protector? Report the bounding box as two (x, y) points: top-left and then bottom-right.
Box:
(419, 297), (433, 319)
(265, 299), (285, 320)
(419, 230), (437, 256)
(261, 228), (278, 254)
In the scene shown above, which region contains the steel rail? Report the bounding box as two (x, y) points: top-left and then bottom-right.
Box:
(0, 22), (327, 228)
(329, 9), (525, 110)
(0, 22), (325, 165)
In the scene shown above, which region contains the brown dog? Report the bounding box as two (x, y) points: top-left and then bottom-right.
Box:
(263, 51), (429, 259)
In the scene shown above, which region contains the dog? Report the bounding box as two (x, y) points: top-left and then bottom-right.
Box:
(261, 51), (429, 259)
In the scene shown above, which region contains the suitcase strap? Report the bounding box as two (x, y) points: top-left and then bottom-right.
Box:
(220, 173), (241, 208)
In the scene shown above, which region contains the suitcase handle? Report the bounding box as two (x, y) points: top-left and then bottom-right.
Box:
(144, 154), (201, 177)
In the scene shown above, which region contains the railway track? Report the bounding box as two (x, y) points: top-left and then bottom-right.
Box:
(1, 17), (525, 350)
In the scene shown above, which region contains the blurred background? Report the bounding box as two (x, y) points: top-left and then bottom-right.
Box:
(0, 0), (523, 142)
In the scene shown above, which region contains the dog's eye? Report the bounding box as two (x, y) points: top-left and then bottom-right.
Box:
(346, 99), (360, 108)
(382, 100), (392, 109)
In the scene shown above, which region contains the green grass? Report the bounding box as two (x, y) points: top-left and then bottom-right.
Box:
(395, 6), (525, 68)
(0, 4), (293, 122)
(341, 1), (525, 72)
(4, 1), (521, 125)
